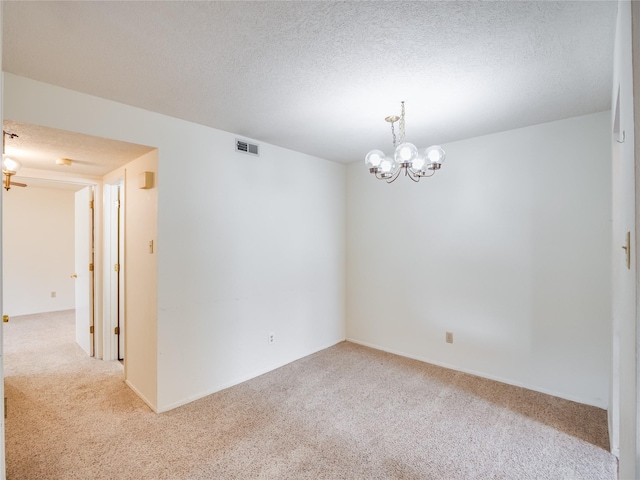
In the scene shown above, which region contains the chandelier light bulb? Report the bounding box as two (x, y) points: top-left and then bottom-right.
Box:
(425, 145), (446, 166)
(379, 155), (397, 175)
(394, 142), (418, 165)
(411, 155), (427, 173)
(365, 149), (385, 169)
(2, 156), (21, 173)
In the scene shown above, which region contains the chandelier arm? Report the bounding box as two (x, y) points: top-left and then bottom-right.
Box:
(386, 168), (402, 184)
(406, 168), (420, 183)
(413, 171), (436, 180)
(375, 170), (394, 182)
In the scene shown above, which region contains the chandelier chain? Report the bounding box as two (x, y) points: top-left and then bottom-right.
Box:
(390, 122), (397, 147)
(399, 101), (406, 144)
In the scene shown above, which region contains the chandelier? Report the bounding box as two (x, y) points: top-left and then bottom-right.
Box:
(364, 102), (446, 183)
(2, 130), (22, 191)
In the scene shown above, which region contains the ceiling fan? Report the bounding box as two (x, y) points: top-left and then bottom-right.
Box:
(5, 177), (27, 190)
(2, 130), (27, 190)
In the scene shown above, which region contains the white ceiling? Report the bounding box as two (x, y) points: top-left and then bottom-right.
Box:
(2, 1), (617, 166)
(2, 120), (155, 177)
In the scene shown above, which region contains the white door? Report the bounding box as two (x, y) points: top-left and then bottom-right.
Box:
(108, 183), (124, 361)
(611, 85), (636, 474)
(117, 185), (125, 361)
(74, 186), (94, 356)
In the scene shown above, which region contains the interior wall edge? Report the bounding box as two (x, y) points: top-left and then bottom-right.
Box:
(125, 379), (158, 413)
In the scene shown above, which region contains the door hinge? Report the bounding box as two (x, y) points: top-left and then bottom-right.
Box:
(90, 325), (94, 334)
(115, 200), (121, 208)
(114, 263), (120, 272)
(89, 200), (94, 209)
(114, 326), (120, 335)
(89, 263), (94, 272)
(622, 231), (631, 270)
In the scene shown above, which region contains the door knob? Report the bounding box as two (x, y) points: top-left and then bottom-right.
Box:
(71, 274), (78, 278)
(3, 315), (8, 323)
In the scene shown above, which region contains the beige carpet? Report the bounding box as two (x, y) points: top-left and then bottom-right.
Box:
(5, 310), (616, 479)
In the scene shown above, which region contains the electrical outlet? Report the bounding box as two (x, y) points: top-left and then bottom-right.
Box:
(268, 332), (275, 344)
(446, 332), (453, 344)
(51, 291), (56, 298)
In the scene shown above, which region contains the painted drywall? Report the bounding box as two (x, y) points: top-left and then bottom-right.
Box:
(103, 152), (159, 409)
(3, 73), (346, 412)
(2, 185), (76, 316)
(157, 135), (346, 411)
(347, 111), (612, 408)
(126, 152), (159, 409)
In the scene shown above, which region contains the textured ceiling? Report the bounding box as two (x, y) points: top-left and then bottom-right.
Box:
(2, 1), (617, 166)
(2, 120), (155, 177)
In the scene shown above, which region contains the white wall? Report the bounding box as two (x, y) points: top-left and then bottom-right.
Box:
(3, 73), (346, 412)
(104, 151), (159, 409)
(2, 185), (75, 316)
(157, 133), (346, 410)
(347, 111), (612, 407)
(124, 152), (158, 409)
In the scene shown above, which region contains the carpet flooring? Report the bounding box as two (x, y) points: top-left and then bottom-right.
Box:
(5, 310), (617, 479)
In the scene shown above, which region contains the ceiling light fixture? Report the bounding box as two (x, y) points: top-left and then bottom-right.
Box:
(56, 158), (72, 166)
(364, 102), (446, 183)
(2, 130), (22, 191)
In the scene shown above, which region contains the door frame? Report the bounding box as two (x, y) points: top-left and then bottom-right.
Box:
(103, 179), (125, 362)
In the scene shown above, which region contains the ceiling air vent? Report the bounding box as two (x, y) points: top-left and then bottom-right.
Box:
(236, 139), (259, 156)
